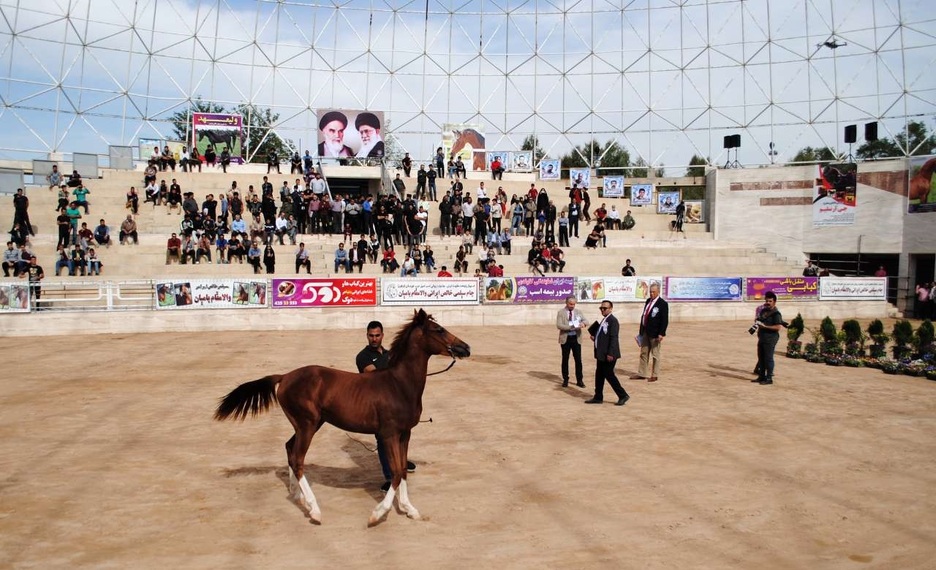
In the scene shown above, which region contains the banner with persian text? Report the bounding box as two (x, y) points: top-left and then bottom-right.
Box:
(381, 278), (479, 306)
(813, 163), (857, 226)
(192, 113), (244, 163)
(575, 276), (664, 303)
(818, 277), (887, 300)
(745, 277), (819, 301)
(155, 279), (268, 309)
(665, 277), (743, 302)
(483, 276), (575, 304)
(271, 278), (377, 308)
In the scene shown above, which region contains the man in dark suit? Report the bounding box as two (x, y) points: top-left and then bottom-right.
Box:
(585, 301), (630, 406)
(634, 282), (668, 382)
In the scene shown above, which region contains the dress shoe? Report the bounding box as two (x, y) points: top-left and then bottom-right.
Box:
(629, 375), (647, 380)
(562, 379), (569, 387)
(583, 398), (603, 404)
(576, 381), (586, 388)
(751, 377), (765, 383)
(615, 394), (630, 406)
(648, 377), (658, 383)
(758, 378), (773, 385)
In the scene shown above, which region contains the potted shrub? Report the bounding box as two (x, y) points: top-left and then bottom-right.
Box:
(842, 355), (863, 367)
(804, 326), (822, 362)
(786, 313), (805, 358)
(891, 320), (914, 360)
(819, 317), (843, 356)
(842, 319), (865, 357)
(867, 319), (889, 359)
(913, 320), (935, 358)
(882, 360), (901, 375)
(926, 368), (936, 381)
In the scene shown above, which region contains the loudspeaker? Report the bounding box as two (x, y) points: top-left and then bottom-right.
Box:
(865, 122), (878, 141)
(730, 134), (741, 148)
(844, 125), (857, 144)
(723, 135), (732, 149)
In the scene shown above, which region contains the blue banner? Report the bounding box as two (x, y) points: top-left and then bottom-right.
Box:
(665, 277), (743, 302)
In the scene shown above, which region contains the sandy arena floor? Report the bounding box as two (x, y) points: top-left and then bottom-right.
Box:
(1, 319), (934, 569)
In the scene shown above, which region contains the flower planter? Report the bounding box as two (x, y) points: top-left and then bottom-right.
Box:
(926, 370), (936, 381)
(882, 367), (900, 375)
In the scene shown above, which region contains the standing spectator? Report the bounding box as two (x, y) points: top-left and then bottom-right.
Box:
(557, 296), (587, 388)
(427, 165), (438, 201)
(634, 283), (668, 382)
(65, 202), (82, 246)
(415, 165), (427, 200)
(401, 153), (412, 177)
(874, 265), (887, 277)
(674, 200), (686, 237)
(55, 209), (70, 248)
(22, 256), (44, 307)
(12, 188), (34, 235)
(753, 291), (783, 385)
(263, 244), (276, 274)
(585, 301), (630, 406)
(916, 282), (931, 319)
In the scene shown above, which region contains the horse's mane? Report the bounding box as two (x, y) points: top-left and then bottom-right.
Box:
(915, 157), (936, 178)
(387, 310), (432, 367)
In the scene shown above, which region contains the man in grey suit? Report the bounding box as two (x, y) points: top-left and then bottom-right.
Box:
(556, 296), (587, 388)
(585, 301), (630, 406)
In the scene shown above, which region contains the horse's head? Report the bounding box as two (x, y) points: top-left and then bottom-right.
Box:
(411, 308), (471, 359)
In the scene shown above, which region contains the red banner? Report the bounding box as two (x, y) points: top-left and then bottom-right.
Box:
(271, 278), (377, 307)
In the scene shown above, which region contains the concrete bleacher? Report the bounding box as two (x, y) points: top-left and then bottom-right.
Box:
(0, 165), (802, 281)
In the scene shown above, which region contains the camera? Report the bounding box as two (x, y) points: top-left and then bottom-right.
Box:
(748, 322), (760, 335)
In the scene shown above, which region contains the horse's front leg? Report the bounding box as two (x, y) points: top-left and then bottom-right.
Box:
(368, 432), (404, 527)
(395, 430), (420, 520)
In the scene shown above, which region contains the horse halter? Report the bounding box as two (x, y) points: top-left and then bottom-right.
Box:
(426, 347), (458, 376)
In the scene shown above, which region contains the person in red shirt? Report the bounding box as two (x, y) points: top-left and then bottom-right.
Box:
(165, 233), (181, 264)
(437, 266), (453, 277)
(487, 263), (503, 277)
(874, 266), (887, 277)
(527, 183), (538, 201)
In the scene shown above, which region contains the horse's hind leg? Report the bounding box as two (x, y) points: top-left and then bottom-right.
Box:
(290, 423), (322, 524)
(284, 434), (299, 499)
(395, 431), (421, 521)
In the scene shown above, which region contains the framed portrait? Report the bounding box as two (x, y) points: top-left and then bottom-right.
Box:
(630, 183), (654, 206)
(539, 159), (560, 180)
(509, 151), (532, 171)
(657, 191), (680, 214)
(602, 176), (624, 198)
(569, 168), (591, 188)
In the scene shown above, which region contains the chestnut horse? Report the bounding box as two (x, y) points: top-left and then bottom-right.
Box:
(214, 309), (470, 526)
(910, 157), (936, 205)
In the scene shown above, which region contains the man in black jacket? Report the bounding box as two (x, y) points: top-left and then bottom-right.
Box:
(634, 282), (668, 382)
(585, 301), (630, 406)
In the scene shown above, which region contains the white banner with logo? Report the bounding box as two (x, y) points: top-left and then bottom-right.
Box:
(381, 278), (480, 306)
(155, 279), (269, 309)
(575, 276), (664, 303)
(818, 277), (887, 300)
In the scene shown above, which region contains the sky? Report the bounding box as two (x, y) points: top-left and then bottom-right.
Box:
(0, 0), (932, 171)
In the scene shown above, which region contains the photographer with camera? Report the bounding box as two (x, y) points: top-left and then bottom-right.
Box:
(751, 291), (784, 385)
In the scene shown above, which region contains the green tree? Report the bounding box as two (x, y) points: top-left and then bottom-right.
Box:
(167, 97), (227, 142)
(789, 146), (838, 164)
(600, 142), (632, 176)
(685, 154), (708, 177)
(521, 135), (547, 163)
(235, 104), (296, 163)
(630, 157), (650, 178)
(895, 120), (936, 156)
(381, 120), (405, 163)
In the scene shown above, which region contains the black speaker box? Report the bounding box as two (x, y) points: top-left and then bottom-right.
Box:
(723, 135), (732, 149)
(844, 125), (857, 144)
(730, 134), (741, 148)
(865, 122), (878, 141)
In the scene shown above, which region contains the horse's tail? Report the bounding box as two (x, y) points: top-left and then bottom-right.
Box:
(214, 375), (282, 422)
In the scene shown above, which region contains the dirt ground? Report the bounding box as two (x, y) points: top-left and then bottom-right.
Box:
(1, 319), (935, 569)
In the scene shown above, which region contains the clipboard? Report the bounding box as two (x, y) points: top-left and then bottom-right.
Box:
(587, 321), (601, 337)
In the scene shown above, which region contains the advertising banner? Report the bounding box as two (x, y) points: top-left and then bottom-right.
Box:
(745, 277), (819, 301)
(442, 123), (485, 170)
(813, 163), (857, 226)
(657, 191), (680, 214)
(818, 277), (887, 300)
(192, 113), (243, 163)
(575, 276), (663, 303)
(685, 200), (704, 223)
(665, 277), (743, 302)
(602, 176), (624, 198)
(539, 159), (560, 180)
(508, 151), (532, 172)
(630, 183), (654, 206)
(483, 276), (575, 304)
(155, 279), (268, 309)
(317, 109), (386, 159)
(569, 169), (591, 188)
(0, 283), (30, 312)
(908, 155), (936, 213)
(381, 278), (479, 306)
(272, 277), (377, 307)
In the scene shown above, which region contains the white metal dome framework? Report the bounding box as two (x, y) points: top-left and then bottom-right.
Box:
(0, 0), (933, 169)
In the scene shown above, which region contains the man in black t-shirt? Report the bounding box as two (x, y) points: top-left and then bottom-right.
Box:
(754, 291), (784, 385)
(23, 257), (44, 306)
(355, 321), (416, 492)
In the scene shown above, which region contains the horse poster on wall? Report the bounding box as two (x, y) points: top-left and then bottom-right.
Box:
(442, 123), (486, 171)
(908, 155), (936, 213)
(192, 113), (243, 163)
(813, 163), (857, 226)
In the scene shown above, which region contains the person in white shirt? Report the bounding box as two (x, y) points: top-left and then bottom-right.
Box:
(476, 182), (487, 200)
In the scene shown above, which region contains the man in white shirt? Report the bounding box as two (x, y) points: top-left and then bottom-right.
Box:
(476, 182), (487, 200)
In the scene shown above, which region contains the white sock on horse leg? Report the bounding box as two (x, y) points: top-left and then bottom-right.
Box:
(369, 485), (396, 526)
(396, 479), (421, 520)
(299, 475), (322, 522)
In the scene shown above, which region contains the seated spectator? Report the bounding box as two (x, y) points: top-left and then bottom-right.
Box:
(527, 243), (545, 276)
(215, 234), (229, 264)
(500, 229), (512, 255)
(423, 245), (436, 272)
(180, 236), (196, 264)
(205, 144), (217, 168)
(334, 242), (351, 273)
(126, 187), (140, 215)
(621, 259), (636, 276)
(2, 241), (21, 277)
(144, 182), (159, 207)
(165, 233), (182, 264)
(400, 254), (417, 277)
(606, 205), (621, 230)
(437, 265), (453, 277)
(230, 214), (247, 240)
(149, 146), (162, 169)
(410, 246), (423, 273)
(196, 234), (212, 264)
(9, 222), (29, 248)
(622, 209), (635, 230)
(53, 244), (70, 277)
(72, 184), (91, 214)
(454, 246), (468, 275)
(66, 170), (82, 188)
(13, 245), (33, 277)
(487, 262), (504, 277)
(93, 219), (112, 248)
(461, 232), (473, 254)
(47, 164), (63, 192)
(87, 248), (102, 276)
(186, 146), (203, 172)
(161, 145), (176, 172)
(77, 222), (94, 251)
(57, 185), (70, 211)
(69, 246), (87, 276)
(228, 236), (246, 264)
(119, 215), (138, 245)
(295, 242), (311, 274)
(290, 152), (302, 175)
(549, 244), (566, 273)
(584, 226), (604, 249)
(143, 165), (157, 188)
(247, 241), (262, 273)
(381, 248), (399, 273)
(348, 242), (364, 273)
(180, 214), (195, 238)
(220, 147), (232, 173)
